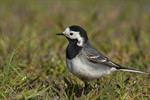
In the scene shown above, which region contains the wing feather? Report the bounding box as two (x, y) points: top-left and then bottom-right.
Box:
(83, 42), (121, 68)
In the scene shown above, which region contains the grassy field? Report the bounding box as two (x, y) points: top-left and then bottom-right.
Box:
(0, 0), (150, 99)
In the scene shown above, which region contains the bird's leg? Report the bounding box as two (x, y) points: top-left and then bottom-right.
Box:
(95, 79), (100, 89)
(83, 81), (92, 94)
(84, 81), (90, 89)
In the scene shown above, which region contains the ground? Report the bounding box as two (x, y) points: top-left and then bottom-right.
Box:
(0, 0), (150, 99)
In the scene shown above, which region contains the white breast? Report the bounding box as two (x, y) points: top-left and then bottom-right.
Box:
(66, 55), (116, 80)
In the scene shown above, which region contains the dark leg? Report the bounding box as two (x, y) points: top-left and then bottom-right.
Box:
(84, 81), (89, 89)
(94, 79), (101, 91)
(83, 81), (92, 94)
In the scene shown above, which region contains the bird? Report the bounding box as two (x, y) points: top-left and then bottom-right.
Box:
(57, 25), (147, 82)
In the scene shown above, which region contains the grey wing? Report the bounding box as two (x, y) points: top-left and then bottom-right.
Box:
(82, 42), (122, 68)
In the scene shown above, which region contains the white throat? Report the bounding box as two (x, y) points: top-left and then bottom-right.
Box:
(77, 36), (84, 47)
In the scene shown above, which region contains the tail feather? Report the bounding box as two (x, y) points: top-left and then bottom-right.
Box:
(117, 67), (148, 74)
(109, 61), (148, 74)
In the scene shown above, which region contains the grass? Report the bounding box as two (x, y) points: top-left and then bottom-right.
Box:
(0, 0), (150, 99)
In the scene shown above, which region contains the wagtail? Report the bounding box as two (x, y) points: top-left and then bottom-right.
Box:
(57, 25), (147, 81)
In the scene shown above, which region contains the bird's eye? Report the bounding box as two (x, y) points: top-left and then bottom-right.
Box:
(70, 33), (73, 36)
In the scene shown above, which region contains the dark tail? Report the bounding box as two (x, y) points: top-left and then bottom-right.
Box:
(109, 61), (148, 74)
(117, 67), (148, 74)
(119, 68), (148, 74)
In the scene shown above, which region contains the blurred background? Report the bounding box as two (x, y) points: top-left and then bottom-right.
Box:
(0, 0), (150, 99)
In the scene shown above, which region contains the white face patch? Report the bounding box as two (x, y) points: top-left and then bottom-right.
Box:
(63, 27), (84, 47)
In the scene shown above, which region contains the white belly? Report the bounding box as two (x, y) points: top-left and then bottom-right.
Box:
(66, 56), (116, 80)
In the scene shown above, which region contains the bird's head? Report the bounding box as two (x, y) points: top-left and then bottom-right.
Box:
(57, 25), (88, 47)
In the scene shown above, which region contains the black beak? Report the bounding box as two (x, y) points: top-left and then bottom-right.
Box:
(56, 33), (64, 36)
